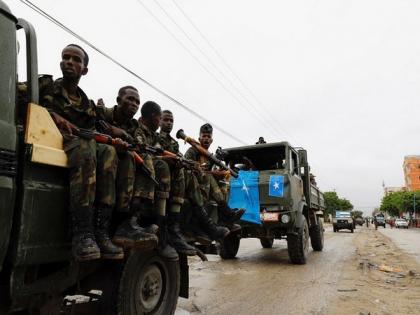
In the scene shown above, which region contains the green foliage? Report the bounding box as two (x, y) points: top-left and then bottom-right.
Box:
(324, 191), (354, 218)
(351, 210), (364, 219)
(380, 191), (420, 217)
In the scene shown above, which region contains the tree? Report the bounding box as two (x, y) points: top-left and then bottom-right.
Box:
(380, 191), (420, 217)
(351, 210), (364, 219)
(324, 191), (354, 218)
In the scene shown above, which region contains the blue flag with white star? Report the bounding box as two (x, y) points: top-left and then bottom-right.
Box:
(228, 171), (260, 224)
(269, 175), (284, 197)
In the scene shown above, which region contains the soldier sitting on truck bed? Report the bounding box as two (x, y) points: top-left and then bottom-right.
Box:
(159, 110), (230, 243)
(95, 86), (161, 251)
(39, 44), (124, 261)
(184, 123), (244, 230)
(132, 101), (185, 260)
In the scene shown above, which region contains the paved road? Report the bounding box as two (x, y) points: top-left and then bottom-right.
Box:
(176, 225), (358, 315)
(378, 225), (420, 263)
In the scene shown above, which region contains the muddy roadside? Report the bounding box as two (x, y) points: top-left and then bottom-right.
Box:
(327, 227), (420, 315)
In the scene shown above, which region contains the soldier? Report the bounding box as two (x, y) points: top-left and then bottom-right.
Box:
(95, 86), (159, 250)
(159, 111), (229, 242)
(134, 101), (179, 260)
(40, 44), (123, 261)
(184, 123), (244, 229)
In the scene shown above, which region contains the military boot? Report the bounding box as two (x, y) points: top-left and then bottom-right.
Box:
(95, 207), (124, 260)
(219, 203), (245, 223)
(71, 206), (101, 261)
(194, 206), (230, 241)
(167, 212), (197, 256)
(157, 215), (179, 261)
(113, 217), (158, 250)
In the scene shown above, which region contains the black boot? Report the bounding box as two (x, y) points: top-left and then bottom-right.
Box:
(71, 206), (100, 261)
(113, 216), (158, 250)
(167, 213), (197, 256)
(219, 203), (245, 223)
(95, 207), (124, 260)
(157, 215), (179, 261)
(194, 206), (230, 241)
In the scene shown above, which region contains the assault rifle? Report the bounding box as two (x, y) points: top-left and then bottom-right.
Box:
(74, 128), (159, 185)
(175, 129), (238, 178)
(137, 144), (202, 175)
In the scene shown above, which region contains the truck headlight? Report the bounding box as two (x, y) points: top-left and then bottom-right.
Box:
(281, 214), (290, 224)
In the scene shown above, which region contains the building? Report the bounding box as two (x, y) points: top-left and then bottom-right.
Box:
(403, 155), (420, 191)
(384, 186), (406, 195)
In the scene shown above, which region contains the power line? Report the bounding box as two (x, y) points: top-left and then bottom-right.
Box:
(135, 0), (280, 140)
(153, 0), (283, 140)
(172, 0), (296, 142)
(18, 0), (247, 145)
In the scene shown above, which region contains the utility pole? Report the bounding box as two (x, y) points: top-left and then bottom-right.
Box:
(414, 193), (416, 227)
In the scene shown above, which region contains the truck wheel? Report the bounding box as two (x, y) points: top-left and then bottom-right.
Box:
(260, 237), (274, 248)
(218, 233), (240, 259)
(309, 220), (324, 251)
(287, 216), (309, 265)
(351, 227), (354, 233)
(117, 250), (180, 315)
(333, 226), (337, 233)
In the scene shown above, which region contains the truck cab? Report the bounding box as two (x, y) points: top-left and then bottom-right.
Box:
(0, 2), (187, 313)
(219, 142), (325, 264)
(332, 211), (354, 233)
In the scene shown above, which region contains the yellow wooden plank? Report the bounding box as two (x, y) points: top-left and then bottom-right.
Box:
(25, 103), (64, 149)
(31, 143), (68, 168)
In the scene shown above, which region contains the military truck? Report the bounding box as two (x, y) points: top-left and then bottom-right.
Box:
(219, 142), (325, 264)
(0, 2), (188, 314)
(332, 211), (354, 233)
(374, 213), (386, 230)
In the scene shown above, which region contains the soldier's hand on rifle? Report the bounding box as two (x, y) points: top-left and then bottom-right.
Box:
(51, 112), (77, 135)
(113, 138), (130, 150)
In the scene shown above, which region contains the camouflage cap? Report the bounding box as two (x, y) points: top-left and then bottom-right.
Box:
(200, 123), (213, 135)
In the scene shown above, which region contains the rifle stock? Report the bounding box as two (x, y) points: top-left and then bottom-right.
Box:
(175, 129), (238, 178)
(74, 128), (159, 185)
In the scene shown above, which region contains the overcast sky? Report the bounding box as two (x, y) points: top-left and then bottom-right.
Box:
(8, 0), (420, 214)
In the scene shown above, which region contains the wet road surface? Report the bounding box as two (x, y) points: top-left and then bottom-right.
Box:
(177, 225), (358, 315)
(378, 226), (420, 263)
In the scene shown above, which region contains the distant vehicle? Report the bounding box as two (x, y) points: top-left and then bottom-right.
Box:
(333, 211), (354, 233)
(395, 218), (409, 229)
(355, 217), (364, 226)
(374, 213), (386, 229)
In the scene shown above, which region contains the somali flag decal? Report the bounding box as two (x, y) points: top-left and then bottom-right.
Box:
(269, 175), (284, 197)
(228, 170), (261, 224)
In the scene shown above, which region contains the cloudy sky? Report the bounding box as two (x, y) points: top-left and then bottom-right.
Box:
(7, 0), (420, 214)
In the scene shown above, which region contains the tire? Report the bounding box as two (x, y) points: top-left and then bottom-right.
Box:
(287, 215), (310, 265)
(260, 237), (274, 249)
(117, 250), (180, 315)
(333, 225), (337, 233)
(309, 220), (324, 251)
(219, 233), (240, 259)
(350, 227), (354, 233)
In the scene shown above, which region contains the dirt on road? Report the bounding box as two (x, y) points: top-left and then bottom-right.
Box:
(177, 226), (420, 315)
(327, 227), (420, 315)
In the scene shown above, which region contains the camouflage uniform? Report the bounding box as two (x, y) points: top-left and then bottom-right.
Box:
(96, 105), (137, 212)
(184, 146), (225, 204)
(158, 131), (185, 206)
(41, 79), (117, 213)
(134, 122), (170, 205)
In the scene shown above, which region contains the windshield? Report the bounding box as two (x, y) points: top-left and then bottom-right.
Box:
(335, 211), (351, 218)
(226, 145), (287, 171)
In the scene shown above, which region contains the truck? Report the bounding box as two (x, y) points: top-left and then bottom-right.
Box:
(218, 141), (325, 264)
(374, 213), (386, 229)
(0, 2), (188, 314)
(332, 211), (354, 233)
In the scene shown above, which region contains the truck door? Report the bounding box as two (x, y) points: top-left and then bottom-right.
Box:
(0, 1), (18, 271)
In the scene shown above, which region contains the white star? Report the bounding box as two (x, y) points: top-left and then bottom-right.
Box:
(241, 180), (250, 196)
(273, 181), (280, 190)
